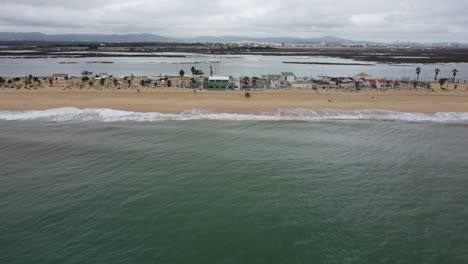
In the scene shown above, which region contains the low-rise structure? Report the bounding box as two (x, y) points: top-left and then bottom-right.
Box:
(363, 79), (395, 89)
(281, 72), (296, 83)
(203, 76), (236, 90)
(315, 82), (338, 90)
(253, 79), (270, 89)
(271, 79), (290, 89)
(51, 73), (71, 80)
(291, 82), (313, 89)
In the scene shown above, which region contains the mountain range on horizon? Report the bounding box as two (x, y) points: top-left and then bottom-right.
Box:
(0, 32), (357, 44)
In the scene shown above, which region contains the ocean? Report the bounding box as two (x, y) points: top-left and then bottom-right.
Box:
(1, 110), (468, 263)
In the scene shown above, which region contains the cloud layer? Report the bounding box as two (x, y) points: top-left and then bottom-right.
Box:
(0, 0), (467, 42)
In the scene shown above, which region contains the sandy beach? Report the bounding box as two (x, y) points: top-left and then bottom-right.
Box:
(1, 82), (468, 114)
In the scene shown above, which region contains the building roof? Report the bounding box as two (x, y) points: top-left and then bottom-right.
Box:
(281, 72), (295, 76)
(354, 72), (372, 78)
(208, 76), (230, 81)
(262, 74), (282, 78)
(365, 79), (378, 84)
(376, 80), (395, 84)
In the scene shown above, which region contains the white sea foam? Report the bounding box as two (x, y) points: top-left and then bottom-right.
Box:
(0, 107), (467, 123)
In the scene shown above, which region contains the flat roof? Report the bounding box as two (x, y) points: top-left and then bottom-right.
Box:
(208, 76), (230, 81)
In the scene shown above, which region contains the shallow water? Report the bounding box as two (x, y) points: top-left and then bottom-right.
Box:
(1, 119), (468, 263)
(0, 53), (467, 81)
(1, 107), (468, 123)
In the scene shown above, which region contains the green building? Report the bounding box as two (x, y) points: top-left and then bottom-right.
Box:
(203, 76), (236, 90)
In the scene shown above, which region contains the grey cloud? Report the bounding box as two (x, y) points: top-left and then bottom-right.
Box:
(0, 0), (467, 42)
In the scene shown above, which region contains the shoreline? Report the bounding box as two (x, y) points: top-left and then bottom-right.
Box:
(1, 88), (468, 114)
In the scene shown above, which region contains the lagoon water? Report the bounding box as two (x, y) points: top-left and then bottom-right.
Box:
(1, 116), (468, 263)
(0, 52), (467, 81)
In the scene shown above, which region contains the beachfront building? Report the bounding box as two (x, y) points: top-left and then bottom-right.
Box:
(51, 73), (71, 80)
(281, 72), (296, 83)
(253, 78), (271, 89)
(203, 76), (236, 90)
(338, 82), (356, 89)
(314, 81), (338, 90)
(376, 80), (395, 88)
(270, 79), (290, 89)
(262, 74), (282, 79)
(291, 82), (313, 89)
(363, 79), (395, 89)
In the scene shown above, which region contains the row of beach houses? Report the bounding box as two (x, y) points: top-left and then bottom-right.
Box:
(46, 71), (397, 90)
(204, 72), (396, 90)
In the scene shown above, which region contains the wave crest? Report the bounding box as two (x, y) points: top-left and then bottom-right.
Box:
(0, 107), (467, 123)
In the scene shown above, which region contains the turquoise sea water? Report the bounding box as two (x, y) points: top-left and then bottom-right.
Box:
(1, 119), (468, 263)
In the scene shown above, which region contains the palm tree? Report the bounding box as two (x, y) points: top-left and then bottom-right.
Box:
(252, 77), (259, 88)
(434, 68), (440, 82)
(416, 67), (421, 87)
(242, 77), (250, 87)
(452, 69), (458, 83)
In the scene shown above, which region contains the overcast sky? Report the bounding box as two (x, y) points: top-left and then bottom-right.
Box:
(0, 0), (467, 42)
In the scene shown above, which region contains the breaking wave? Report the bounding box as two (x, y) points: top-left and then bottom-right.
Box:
(0, 108), (467, 123)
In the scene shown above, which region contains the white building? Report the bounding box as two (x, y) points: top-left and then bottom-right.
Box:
(271, 79), (289, 89)
(281, 72), (296, 83)
(51, 73), (71, 80)
(291, 82), (313, 89)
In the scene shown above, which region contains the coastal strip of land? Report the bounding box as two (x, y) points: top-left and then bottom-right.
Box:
(1, 86), (468, 114)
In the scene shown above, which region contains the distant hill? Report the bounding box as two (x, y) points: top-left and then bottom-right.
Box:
(188, 35), (355, 44)
(0, 32), (174, 42)
(0, 32), (356, 44)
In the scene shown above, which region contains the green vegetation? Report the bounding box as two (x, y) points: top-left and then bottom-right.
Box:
(434, 68), (440, 82)
(439, 78), (447, 89)
(242, 76), (250, 86)
(416, 67), (421, 83)
(452, 69), (458, 82)
(252, 77), (259, 87)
